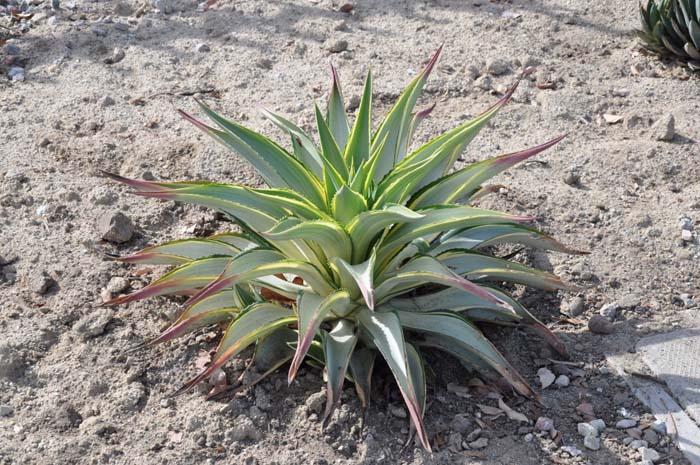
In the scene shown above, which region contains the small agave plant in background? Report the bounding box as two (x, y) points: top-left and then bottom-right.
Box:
(637, 0), (700, 71)
(106, 48), (580, 450)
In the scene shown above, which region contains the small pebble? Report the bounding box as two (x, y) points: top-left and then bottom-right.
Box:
(99, 212), (135, 243)
(535, 417), (554, 432)
(639, 447), (660, 463)
(590, 419), (606, 432)
(106, 276), (129, 294)
(583, 434), (600, 450)
(555, 375), (570, 387)
(616, 419), (637, 429)
(0, 405), (13, 417)
(678, 216), (692, 230)
(629, 439), (648, 449)
(159, 398), (174, 408)
(468, 437), (488, 449)
(611, 88), (630, 97)
(328, 40), (348, 53)
(104, 48), (125, 65)
(465, 428), (481, 442)
(563, 171), (580, 186)
(599, 303), (619, 320)
(650, 421), (667, 435)
(8, 67), (25, 82)
(577, 422), (598, 437)
(523, 433), (533, 442)
(650, 114), (675, 142)
(31, 273), (55, 295)
(100, 96), (116, 107)
(73, 308), (113, 340)
(681, 229), (693, 241)
(256, 58), (273, 70)
(486, 58), (510, 76)
(195, 43), (210, 53)
(473, 75), (492, 91)
(560, 445), (582, 457)
(588, 315), (614, 334)
(537, 367), (555, 389)
(643, 428), (659, 446)
(562, 296), (585, 316)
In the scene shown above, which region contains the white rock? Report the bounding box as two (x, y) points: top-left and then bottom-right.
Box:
(650, 114), (675, 141)
(678, 216), (693, 230)
(577, 422), (598, 437)
(681, 229), (693, 241)
(639, 447), (660, 462)
(560, 445), (582, 457)
(537, 367), (556, 389)
(106, 276), (129, 294)
(555, 375), (570, 387)
(583, 434), (600, 450)
(599, 303), (619, 320)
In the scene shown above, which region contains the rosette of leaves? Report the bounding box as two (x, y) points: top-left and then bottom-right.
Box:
(638, 0), (700, 70)
(106, 49), (580, 450)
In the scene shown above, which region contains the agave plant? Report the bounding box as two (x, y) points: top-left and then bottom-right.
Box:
(106, 49), (579, 450)
(638, 0), (700, 70)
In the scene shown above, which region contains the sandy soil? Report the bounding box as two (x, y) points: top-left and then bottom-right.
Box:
(1, 0), (699, 464)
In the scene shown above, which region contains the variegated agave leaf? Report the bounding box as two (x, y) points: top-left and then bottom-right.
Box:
(106, 49), (581, 451)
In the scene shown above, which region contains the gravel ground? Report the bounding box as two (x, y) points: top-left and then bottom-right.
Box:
(1, 0), (699, 464)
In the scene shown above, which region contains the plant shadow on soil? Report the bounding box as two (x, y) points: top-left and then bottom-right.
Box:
(19, 0), (632, 72)
(109, 276), (693, 465)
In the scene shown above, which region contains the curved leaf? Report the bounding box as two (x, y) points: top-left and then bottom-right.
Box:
(410, 135), (566, 208)
(331, 253), (376, 310)
(264, 217), (353, 263)
(437, 250), (571, 291)
(326, 65), (351, 151)
(377, 205), (533, 265)
(347, 204), (424, 263)
(322, 319), (358, 422)
(120, 238), (242, 265)
(105, 256), (231, 306)
(393, 309), (536, 399)
(356, 308), (431, 451)
(289, 290), (352, 383)
(344, 71), (372, 170)
(174, 302), (296, 395)
(375, 255), (510, 307)
(431, 224), (585, 256)
(348, 348), (376, 408)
